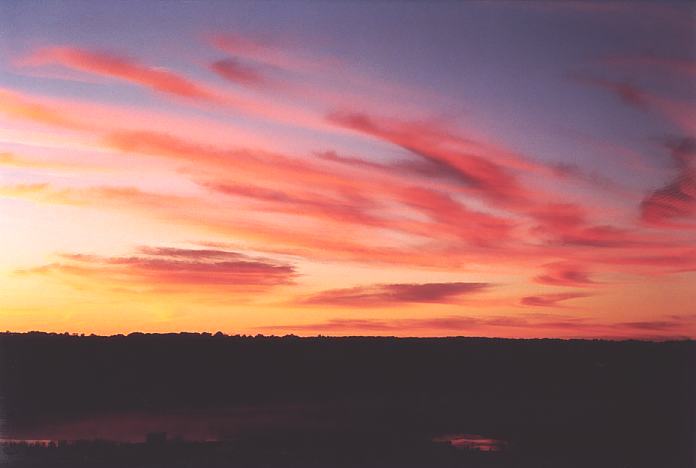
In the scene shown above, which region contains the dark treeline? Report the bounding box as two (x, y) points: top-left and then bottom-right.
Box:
(0, 332), (694, 467)
(0, 437), (567, 468)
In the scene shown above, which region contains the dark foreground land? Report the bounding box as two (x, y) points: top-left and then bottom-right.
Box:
(0, 332), (694, 467)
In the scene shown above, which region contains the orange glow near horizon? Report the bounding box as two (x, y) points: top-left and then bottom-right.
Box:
(1, 2), (695, 339)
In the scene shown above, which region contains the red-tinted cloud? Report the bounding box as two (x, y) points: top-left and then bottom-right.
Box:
(528, 202), (587, 230)
(302, 282), (490, 306)
(533, 262), (596, 287)
(100, 127), (520, 249)
(326, 111), (534, 204)
(19, 246), (296, 293)
(640, 137), (696, 227)
(23, 47), (218, 102)
(558, 225), (646, 248)
(210, 58), (267, 87)
(575, 77), (649, 109)
(102, 130), (387, 194)
(201, 182), (383, 227)
(597, 250), (696, 273)
(262, 313), (694, 339)
(208, 33), (336, 75)
(641, 175), (696, 227)
(520, 292), (591, 308)
(621, 320), (686, 331)
(393, 186), (516, 245)
(528, 203), (654, 249)
(575, 76), (696, 134)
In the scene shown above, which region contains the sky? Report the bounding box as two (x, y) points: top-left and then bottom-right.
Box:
(0, 0), (694, 339)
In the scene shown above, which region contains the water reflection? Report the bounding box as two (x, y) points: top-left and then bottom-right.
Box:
(432, 433), (507, 452)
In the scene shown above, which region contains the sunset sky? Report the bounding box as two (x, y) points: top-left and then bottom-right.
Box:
(0, 1), (694, 338)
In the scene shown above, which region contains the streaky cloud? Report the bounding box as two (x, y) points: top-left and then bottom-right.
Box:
(210, 58), (268, 87)
(23, 47), (218, 102)
(520, 292), (592, 308)
(263, 313), (694, 339)
(640, 137), (696, 228)
(301, 282), (490, 306)
(19, 246), (296, 294)
(533, 262), (597, 287)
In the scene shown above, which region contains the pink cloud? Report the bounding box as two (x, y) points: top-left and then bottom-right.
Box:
(262, 313), (695, 339)
(24, 47), (218, 102)
(19, 246), (296, 294)
(302, 282), (490, 306)
(575, 76), (696, 134)
(533, 262), (597, 287)
(640, 137), (696, 228)
(210, 58), (268, 87)
(520, 292), (592, 308)
(208, 33), (333, 74)
(597, 250), (696, 273)
(528, 203), (656, 249)
(18, 48), (329, 133)
(326, 111), (532, 204)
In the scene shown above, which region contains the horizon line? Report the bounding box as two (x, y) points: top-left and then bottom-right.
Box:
(2, 330), (692, 343)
